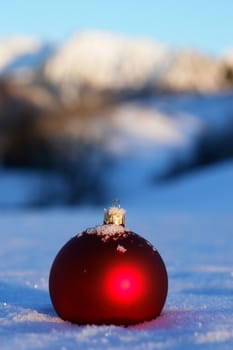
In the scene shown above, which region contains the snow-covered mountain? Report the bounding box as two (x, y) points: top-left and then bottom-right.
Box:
(43, 31), (231, 99)
(1, 31), (232, 98)
(0, 36), (54, 78)
(43, 31), (171, 96)
(162, 49), (227, 92)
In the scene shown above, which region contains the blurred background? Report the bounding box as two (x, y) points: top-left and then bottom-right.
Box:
(1, 0), (233, 208)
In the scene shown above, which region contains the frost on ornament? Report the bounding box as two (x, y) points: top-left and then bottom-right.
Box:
(49, 201), (168, 326)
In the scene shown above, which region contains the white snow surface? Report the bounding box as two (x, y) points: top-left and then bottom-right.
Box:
(0, 160), (233, 349)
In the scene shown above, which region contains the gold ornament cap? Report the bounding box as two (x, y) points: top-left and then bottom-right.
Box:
(104, 200), (126, 226)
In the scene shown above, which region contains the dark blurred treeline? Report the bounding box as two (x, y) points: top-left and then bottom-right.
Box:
(0, 80), (117, 205)
(157, 117), (233, 181)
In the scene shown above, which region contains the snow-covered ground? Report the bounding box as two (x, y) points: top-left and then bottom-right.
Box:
(0, 89), (232, 348)
(0, 158), (233, 349)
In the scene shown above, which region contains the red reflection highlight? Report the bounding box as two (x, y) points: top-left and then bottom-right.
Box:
(106, 265), (144, 304)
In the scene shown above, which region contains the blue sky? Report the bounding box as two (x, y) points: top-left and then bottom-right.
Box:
(0, 0), (233, 55)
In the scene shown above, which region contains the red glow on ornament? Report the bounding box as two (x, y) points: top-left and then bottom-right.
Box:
(106, 265), (144, 304)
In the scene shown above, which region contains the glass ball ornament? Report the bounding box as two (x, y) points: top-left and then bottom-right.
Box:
(49, 202), (168, 326)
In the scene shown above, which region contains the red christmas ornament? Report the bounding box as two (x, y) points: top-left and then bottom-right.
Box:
(49, 202), (168, 325)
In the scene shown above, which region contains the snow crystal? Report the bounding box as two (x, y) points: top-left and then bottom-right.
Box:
(86, 224), (130, 242)
(77, 231), (84, 237)
(116, 245), (127, 254)
(196, 330), (233, 344)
